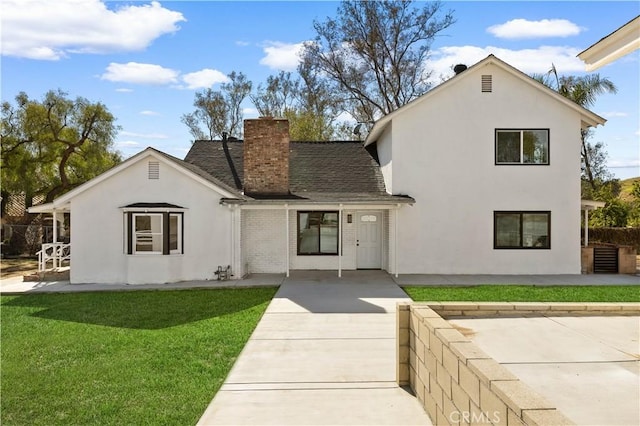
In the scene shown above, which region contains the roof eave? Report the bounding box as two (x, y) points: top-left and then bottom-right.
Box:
(578, 16), (640, 71)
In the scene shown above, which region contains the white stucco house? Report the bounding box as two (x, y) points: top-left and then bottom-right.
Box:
(30, 55), (606, 284)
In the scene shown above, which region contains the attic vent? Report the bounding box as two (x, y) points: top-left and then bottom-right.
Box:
(481, 75), (492, 93)
(148, 161), (160, 179)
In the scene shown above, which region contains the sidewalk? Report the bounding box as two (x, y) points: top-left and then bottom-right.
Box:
(197, 270), (432, 425)
(2, 271), (638, 295)
(0, 274), (285, 293)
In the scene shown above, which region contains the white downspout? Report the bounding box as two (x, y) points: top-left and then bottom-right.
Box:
(584, 209), (589, 247)
(338, 204), (343, 278)
(228, 205), (234, 278)
(394, 204), (399, 278)
(285, 204), (290, 278)
(52, 209), (58, 269)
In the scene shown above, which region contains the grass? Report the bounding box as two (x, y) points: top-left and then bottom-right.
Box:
(403, 285), (640, 302)
(1, 257), (38, 278)
(0, 288), (277, 425)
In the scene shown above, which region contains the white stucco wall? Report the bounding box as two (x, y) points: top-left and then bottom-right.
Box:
(382, 63), (583, 274)
(70, 155), (233, 284)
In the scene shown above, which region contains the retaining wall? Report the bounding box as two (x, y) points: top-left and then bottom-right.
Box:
(397, 302), (640, 426)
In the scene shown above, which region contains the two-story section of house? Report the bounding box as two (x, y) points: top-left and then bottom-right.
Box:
(365, 55), (605, 274)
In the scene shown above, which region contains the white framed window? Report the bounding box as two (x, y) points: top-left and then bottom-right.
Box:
(496, 129), (549, 165)
(125, 212), (183, 255)
(134, 213), (163, 254)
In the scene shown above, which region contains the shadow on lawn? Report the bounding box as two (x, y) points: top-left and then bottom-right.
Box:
(1, 288), (276, 330)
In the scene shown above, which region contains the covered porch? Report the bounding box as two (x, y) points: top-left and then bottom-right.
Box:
(233, 198), (413, 279)
(27, 202), (71, 273)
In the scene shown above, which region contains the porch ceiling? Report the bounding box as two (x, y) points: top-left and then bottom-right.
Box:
(28, 202), (71, 214)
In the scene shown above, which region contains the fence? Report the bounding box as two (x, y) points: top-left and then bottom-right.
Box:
(1, 224), (63, 256)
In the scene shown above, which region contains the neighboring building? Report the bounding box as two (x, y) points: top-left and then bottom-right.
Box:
(30, 55), (606, 283)
(578, 15), (640, 71)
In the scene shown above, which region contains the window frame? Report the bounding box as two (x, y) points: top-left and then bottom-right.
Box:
(493, 211), (551, 250)
(296, 211), (339, 256)
(125, 211), (184, 255)
(495, 129), (550, 165)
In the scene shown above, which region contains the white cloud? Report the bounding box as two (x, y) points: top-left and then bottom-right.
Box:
(425, 45), (584, 82)
(140, 110), (160, 116)
(236, 41), (250, 47)
(115, 88), (133, 93)
(260, 41), (305, 71)
(601, 111), (629, 118)
(116, 140), (141, 148)
(120, 131), (168, 139)
(607, 158), (640, 169)
(487, 19), (583, 39)
(243, 107), (259, 118)
(1, 0), (185, 60)
(181, 69), (229, 89)
(101, 62), (179, 85)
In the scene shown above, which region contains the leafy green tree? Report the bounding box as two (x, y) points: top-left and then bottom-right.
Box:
(533, 66), (617, 192)
(1, 90), (121, 207)
(301, 0), (455, 123)
(589, 199), (629, 227)
(182, 71), (252, 140)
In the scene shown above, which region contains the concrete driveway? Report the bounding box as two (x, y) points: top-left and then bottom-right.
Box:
(197, 270), (432, 426)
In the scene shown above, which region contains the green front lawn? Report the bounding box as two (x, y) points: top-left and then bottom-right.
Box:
(1, 288), (277, 425)
(404, 285), (640, 302)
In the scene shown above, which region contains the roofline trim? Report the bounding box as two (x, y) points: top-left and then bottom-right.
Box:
(364, 54), (606, 146)
(39, 147), (240, 208)
(578, 15), (640, 71)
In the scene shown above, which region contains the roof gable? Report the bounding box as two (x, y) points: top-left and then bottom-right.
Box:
(42, 147), (242, 209)
(365, 54), (606, 146)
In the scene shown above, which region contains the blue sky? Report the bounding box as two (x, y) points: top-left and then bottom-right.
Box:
(2, 1), (639, 179)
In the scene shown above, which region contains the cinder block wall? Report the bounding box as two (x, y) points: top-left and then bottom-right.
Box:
(397, 303), (578, 426)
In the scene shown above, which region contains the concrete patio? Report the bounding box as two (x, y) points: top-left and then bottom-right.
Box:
(447, 315), (640, 426)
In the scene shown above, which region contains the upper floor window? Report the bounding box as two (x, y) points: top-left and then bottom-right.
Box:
(496, 129), (549, 165)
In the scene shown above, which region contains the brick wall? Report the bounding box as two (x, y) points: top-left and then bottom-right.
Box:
(241, 209), (287, 273)
(243, 118), (289, 195)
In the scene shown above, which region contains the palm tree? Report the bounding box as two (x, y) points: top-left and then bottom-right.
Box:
(533, 65), (618, 191)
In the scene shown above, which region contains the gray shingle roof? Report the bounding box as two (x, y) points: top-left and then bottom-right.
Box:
(183, 140), (412, 204)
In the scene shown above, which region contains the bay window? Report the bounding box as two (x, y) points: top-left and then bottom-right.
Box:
(125, 211), (183, 255)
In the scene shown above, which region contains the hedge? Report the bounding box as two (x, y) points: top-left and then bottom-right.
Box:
(588, 227), (640, 251)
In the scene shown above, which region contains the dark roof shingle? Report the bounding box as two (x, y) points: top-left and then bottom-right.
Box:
(183, 140), (410, 203)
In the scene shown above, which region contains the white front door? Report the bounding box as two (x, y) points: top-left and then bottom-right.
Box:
(356, 212), (382, 269)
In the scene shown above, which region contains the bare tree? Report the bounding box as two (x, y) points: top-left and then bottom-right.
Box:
(182, 71), (252, 140)
(301, 0), (455, 123)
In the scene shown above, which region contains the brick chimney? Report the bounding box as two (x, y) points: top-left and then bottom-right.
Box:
(243, 117), (290, 195)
